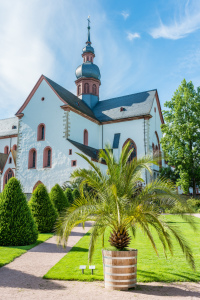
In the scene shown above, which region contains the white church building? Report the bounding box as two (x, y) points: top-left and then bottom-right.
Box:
(0, 21), (165, 194)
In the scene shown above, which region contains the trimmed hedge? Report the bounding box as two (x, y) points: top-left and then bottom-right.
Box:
(50, 184), (69, 214)
(29, 184), (58, 233)
(64, 188), (74, 204)
(72, 188), (80, 200)
(0, 178), (38, 246)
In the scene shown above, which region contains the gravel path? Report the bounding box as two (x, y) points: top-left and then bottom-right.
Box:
(0, 219), (200, 300)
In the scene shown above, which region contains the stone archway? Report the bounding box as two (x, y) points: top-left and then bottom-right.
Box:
(3, 168), (14, 189)
(32, 181), (43, 192)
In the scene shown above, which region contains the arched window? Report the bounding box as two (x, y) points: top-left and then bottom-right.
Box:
(87, 56), (89, 61)
(33, 181), (43, 192)
(4, 146), (9, 154)
(43, 146), (52, 168)
(9, 157), (12, 164)
(92, 84), (97, 95)
(28, 148), (37, 169)
(3, 168), (14, 188)
(84, 129), (88, 146)
(37, 123), (45, 141)
(77, 85), (81, 96)
(123, 139), (137, 162)
(13, 144), (17, 151)
(84, 83), (89, 94)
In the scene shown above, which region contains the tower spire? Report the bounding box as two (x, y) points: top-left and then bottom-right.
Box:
(87, 16), (91, 44)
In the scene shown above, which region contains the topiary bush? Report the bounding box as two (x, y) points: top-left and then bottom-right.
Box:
(0, 178), (38, 246)
(50, 184), (69, 214)
(64, 188), (74, 204)
(29, 184), (58, 233)
(72, 188), (80, 200)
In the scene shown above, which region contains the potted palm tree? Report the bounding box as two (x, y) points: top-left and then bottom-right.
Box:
(56, 142), (195, 290)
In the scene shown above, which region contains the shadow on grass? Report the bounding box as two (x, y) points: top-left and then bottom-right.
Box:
(137, 270), (200, 282)
(70, 246), (88, 253)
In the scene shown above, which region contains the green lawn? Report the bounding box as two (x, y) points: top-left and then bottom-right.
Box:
(0, 233), (53, 268)
(44, 215), (200, 282)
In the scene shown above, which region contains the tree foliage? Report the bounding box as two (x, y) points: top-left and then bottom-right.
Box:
(56, 143), (196, 269)
(161, 79), (200, 196)
(0, 178), (38, 246)
(50, 184), (69, 214)
(64, 188), (74, 204)
(159, 166), (179, 184)
(29, 184), (58, 233)
(72, 188), (80, 200)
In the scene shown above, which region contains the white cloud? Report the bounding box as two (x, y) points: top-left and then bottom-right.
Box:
(0, 0), (144, 119)
(127, 32), (140, 41)
(121, 11), (130, 20)
(150, 1), (200, 39)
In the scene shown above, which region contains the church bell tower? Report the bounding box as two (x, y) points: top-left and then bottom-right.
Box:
(75, 17), (101, 109)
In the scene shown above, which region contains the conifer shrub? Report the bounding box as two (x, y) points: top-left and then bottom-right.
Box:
(72, 188), (80, 200)
(0, 178), (38, 246)
(50, 184), (69, 214)
(64, 188), (74, 204)
(29, 184), (58, 233)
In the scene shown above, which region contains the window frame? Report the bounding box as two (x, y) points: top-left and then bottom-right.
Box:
(37, 123), (46, 141)
(43, 146), (52, 168)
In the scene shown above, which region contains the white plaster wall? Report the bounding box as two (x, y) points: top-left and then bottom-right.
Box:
(0, 137), (18, 154)
(0, 151), (16, 192)
(15, 79), (100, 193)
(69, 111), (101, 149)
(149, 97), (165, 174)
(102, 119), (147, 182)
(103, 119), (145, 160)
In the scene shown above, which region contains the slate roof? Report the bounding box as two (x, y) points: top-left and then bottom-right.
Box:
(44, 76), (98, 121)
(45, 76), (157, 123)
(68, 139), (99, 160)
(0, 117), (18, 137)
(0, 153), (8, 172)
(92, 90), (156, 122)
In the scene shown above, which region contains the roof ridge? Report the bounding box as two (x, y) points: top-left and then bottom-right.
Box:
(99, 89), (157, 104)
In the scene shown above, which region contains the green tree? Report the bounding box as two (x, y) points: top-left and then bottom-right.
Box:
(72, 188), (80, 200)
(29, 184), (58, 232)
(161, 79), (200, 196)
(64, 188), (74, 204)
(0, 178), (38, 246)
(159, 166), (179, 184)
(50, 184), (69, 214)
(56, 143), (195, 269)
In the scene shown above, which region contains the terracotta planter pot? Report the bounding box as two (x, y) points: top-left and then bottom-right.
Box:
(102, 249), (138, 291)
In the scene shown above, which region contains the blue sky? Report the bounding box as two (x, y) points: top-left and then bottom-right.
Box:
(0, 0), (200, 119)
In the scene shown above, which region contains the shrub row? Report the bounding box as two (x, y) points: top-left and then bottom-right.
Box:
(0, 178), (80, 246)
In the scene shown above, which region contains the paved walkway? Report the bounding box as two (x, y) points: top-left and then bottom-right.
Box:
(0, 220), (200, 300)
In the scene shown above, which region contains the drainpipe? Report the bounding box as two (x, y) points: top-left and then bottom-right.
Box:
(144, 118), (147, 185)
(102, 124), (103, 149)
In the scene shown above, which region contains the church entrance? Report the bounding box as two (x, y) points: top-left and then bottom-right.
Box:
(3, 168), (14, 189)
